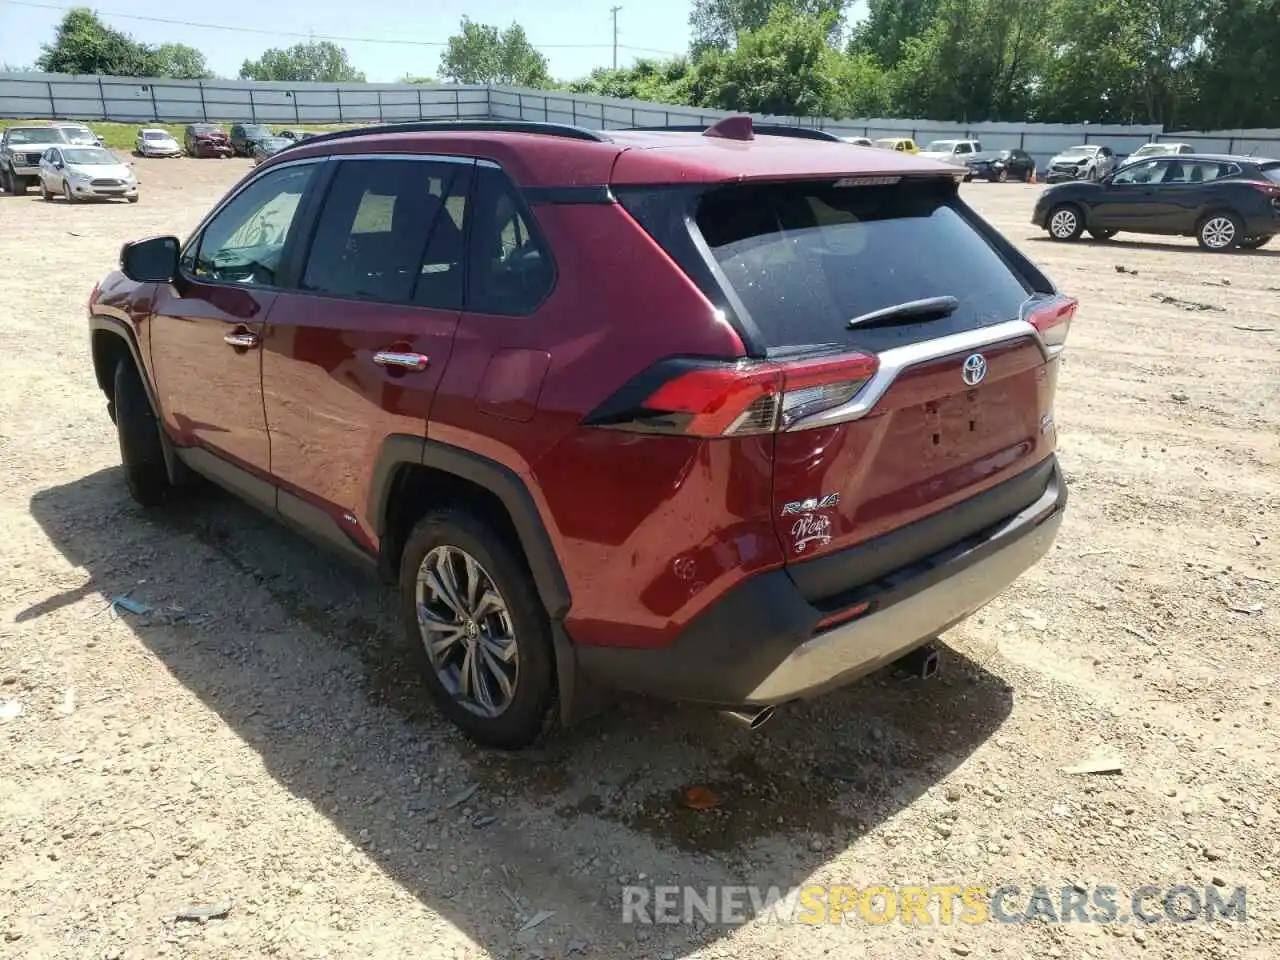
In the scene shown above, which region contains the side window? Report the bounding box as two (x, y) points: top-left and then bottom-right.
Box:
(1112, 159), (1166, 185)
(1100, 146), (1113, 158)
(466, 166), (554, 316)
(183, 163), (316, 287)
(300, 158), (472, 307)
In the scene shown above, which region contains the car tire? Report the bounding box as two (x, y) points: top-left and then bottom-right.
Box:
(996, 167), (1008, 183)
(1088, 228), (1117, 240)
(63, 182), (75, 203)
(127, 195), (139, 203)
(40, 179), (52, 201)
(1047, 204), (1085, 241)
(1196, 212), (1243, 252)
(1237, 235), (1272, 250)
(11, 172), (27, 196)
(398, 507), (557, 750)
(114, 359), (172, 507)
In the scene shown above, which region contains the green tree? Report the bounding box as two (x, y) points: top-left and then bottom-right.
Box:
(570, 58), (694, 103)
(691, 7), (844, 116)
(400, 74), (438, 84)
(847, 0), (939, 68)
(1035, 0), (1205, 125)
(1185, 0), (1280, 129)
(887, 0), (1048, 121)
(438, 18), (551, 87)
(36, 8), (158, 76)
(152, 42), (213, 80)
(690, 0), (848, 53)
(239, 40), (365, 82)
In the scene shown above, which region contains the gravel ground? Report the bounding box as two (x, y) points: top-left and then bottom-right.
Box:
(1, 157), (1277, 960)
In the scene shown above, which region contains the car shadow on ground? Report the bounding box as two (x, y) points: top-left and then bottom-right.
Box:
(1027, 234), (1280, 257)
(29, 467), (1014, 957)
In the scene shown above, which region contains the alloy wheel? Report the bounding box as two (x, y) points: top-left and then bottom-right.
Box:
(1201, 217), (1236, 249)
(414, 545), (518, 717)
(1050, 209), (1078, 238)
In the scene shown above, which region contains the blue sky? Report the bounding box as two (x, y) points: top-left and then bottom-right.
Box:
(0, 0), (819, 82)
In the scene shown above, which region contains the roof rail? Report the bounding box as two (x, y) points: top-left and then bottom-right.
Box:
(277, 120), (612, 153)
(618, 122), (844, 143)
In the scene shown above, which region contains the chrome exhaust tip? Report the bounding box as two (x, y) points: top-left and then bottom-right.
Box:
(721, 705), (776, 730)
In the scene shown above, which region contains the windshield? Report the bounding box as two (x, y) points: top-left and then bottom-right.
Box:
(925, 141), (958, 152)
(1131, 144), (1165, 156)
(64, 148), (116, 165)
(243, 126), (271, 137)
(191, 125), (220, 134)
(694, 178), (1031, 353)
(1058, 146), (1095, 158)
(8, 128), (65, 145)
(143, 131), (171, 141)
(1261, 163), (1280, 184)
(59, 126), (93, 138)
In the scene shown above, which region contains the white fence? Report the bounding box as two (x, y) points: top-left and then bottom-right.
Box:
(3, 71), (1278, 165)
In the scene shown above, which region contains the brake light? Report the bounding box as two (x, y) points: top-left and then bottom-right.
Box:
(587, 352), (879, 437)
(1023, 296), (1077, 357)
(1249, 180), (1280, 198)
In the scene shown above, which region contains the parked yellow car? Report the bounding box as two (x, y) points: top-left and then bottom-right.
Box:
(874, 137), (919, 154)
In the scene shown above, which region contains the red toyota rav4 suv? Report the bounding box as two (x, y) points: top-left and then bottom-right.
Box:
(89, 118), (1070, 749)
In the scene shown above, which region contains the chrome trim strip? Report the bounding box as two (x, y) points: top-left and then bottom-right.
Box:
(784, 318), (1046, 431)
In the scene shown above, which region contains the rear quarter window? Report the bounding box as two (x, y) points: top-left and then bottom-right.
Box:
(694, 178), (1033, 353)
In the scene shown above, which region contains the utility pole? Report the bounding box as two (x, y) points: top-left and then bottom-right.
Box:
(610, 6), (622, 70)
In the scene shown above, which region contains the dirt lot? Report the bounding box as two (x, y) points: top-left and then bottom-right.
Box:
(1, 156), (1277, 960)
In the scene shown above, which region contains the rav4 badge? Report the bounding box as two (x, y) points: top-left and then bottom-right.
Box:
(781, 493), (840, 516)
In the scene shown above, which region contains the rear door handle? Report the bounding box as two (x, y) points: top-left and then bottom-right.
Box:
(373, 351), (429, 370)
(223, 331), (260, 349)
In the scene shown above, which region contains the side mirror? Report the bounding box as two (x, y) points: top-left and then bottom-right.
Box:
(120, 235), (180, 283)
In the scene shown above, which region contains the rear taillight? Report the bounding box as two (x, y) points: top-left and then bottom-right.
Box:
(1248, 180), (1280, 198)
(1023, 296), (1077, 357)
(586, 353), (879, 437)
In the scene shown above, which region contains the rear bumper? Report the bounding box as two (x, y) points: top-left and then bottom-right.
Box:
(577, 457), (1066, 707)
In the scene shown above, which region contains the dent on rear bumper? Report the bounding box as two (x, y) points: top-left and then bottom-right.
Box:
(576, 459), (1066, 707)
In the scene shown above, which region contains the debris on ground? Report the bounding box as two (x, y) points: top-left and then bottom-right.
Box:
(445, 783), (479, 809)
(679, 785), (723, 811)
(1062, 755), (1124, 776)
(0, 700), (24, 720)
(517, 909), (556, 933)
(174, 900), (233, 922)
(110, 596), (151, 616)
(1150, 291), (1225, 312)
(1114, 264), (1137, 275)
(1233, 325), (1275, 332)
(1170, 390), (1190, 403)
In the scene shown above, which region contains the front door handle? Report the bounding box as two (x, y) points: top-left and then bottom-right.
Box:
(373, 351), (429, 371)
(223, 331), (260, 349)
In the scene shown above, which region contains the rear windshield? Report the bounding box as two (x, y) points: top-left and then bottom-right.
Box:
(694, 179), (1032, 352)
(1261, 162), (1280, 184)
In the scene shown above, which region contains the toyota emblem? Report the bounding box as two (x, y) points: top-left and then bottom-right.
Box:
(962, 353), (987, 386)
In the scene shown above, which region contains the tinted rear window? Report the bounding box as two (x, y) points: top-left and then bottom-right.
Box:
(694, 179), (1032, 352)
(1262, 162), (1280, 184)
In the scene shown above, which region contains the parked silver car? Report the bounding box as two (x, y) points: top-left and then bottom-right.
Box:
(1045, 144), (1117, 182)
(38, 145), (138, 203)
(134, 128), (182, 157)
(55, 123), (105, 147)
(0, 124), (68, 195)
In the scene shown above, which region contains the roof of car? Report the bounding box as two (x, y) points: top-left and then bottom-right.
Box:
(270, 122), (959, 188)
(1130, 153), (1275, 164)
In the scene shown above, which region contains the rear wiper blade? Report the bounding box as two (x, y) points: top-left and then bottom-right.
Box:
(846, 295), (960, 330)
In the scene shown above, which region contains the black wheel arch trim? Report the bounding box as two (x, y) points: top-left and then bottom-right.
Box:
(90, 314), (183, 483)
(369, 435), (572, 621)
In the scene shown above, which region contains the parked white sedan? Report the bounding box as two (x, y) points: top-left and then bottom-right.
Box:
(135, 128), (182, 157)
(38, 145), (138, 203)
